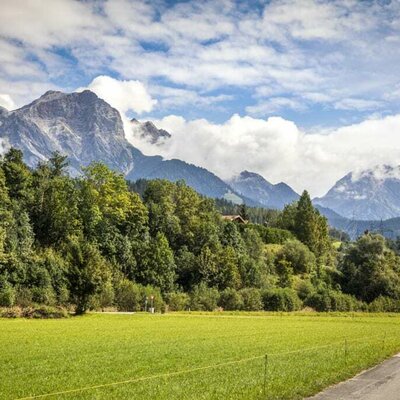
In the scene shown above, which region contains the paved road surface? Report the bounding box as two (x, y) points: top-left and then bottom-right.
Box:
(307, 353), (400, 399)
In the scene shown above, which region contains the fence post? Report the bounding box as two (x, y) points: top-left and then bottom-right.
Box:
(382, 331), (386, 351)
(263, 354), (268, 397)
(344, 339), (348, 365)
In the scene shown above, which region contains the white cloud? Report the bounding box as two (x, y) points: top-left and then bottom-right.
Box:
(0, 0), (400, 114)
(0, 94), (15, 110)
(83, 75), (157, 115)
(127, 113), (400, 198)
(0, 0), (103, 48)
(334, 98), (383, 111)
(246, 97), (307, 115)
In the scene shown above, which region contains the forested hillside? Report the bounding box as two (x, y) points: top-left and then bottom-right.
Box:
(1, 148), (400, 315)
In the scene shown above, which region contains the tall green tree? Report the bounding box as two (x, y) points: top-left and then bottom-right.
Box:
(339, 234), (400, 302)
(1, 148), (32, 203)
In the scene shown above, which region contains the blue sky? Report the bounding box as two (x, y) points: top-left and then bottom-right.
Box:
(1, 0), (400, 194)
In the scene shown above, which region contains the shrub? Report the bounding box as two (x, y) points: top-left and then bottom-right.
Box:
(240, 288), (263, 311)
(115, 279), (141, 311)
(31, 287), (56, 306)
(369, 296), (400, 312)
(22, 305), (69, 319)
(165, 292), (190, 311)
(218, 288), (244, 311)
(262, 288), (302, 311)
(275, 240), (316, 275)
(0, 306), (68, 319)
(15, 287), (33, 307)
(190, 284), (219, 311)
(0, 306), (22, 318)
(90, 281), (115, 310)
(0, 283), (15, 307)
(250, 225), (295, 244)
(305, 290), (361, 312)
(294, 279), (315, 301)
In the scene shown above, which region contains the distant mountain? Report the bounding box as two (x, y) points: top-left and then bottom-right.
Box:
(0, 90), (243, 202)
(130, 118), (171, 144)
(314, 165), (400, 220)
(227, 170), (299, 209)
(313, 205), (400, 240)
(0, 90), (134, 175)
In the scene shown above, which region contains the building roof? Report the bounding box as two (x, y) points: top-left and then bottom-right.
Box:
(221, 215), (247, 224)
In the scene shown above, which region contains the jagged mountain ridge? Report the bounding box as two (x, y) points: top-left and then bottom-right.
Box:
(0, 90), (134, 174)
(0, 90), (243, 202)
(314, 165), (400, 220)
(227, 170), (300, 209)
(130, 118), (171, 144)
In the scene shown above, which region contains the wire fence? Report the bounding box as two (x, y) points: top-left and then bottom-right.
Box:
(14, 332), (400, 400)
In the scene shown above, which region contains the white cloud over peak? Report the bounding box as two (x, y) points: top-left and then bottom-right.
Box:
(0, 94), (15, 110)
(128, 113), (400, 198)
(84, 76), (157, 115)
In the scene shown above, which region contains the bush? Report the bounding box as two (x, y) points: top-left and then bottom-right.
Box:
(262, 288), (302, 311)
(15, 287), (33, 307)
(190, 284), (219, 311)
(115, 279), (141, 311)
(0, 306), (69, 319)
(240, 288), (263, 311)
(305, 290), (361, 312)
(22, 305), (69, 318)
(218, 288), (244, 311)
(250, 225), (295, 244)
(0, 283), (15, 307)
(165, 292), (190, 311)
(31, 287), (56, 306)
(275, 240), (316, 275)
(369, 296), (400, 312)
(0, 306), (22, 318)
(294, 279), (315, 301)
(90, 281), (115, 310)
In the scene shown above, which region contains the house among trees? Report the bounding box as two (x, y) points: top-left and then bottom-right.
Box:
(222, 215), (248, 224)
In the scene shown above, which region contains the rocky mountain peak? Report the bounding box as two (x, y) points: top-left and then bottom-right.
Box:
(314, 164), (400, 220)
(130, 118), (171, 144)
(227, 170), (299, 209)
(0, 89), (131, 173)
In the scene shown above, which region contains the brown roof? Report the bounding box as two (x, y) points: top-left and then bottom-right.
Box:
(222, 215), (247, 224)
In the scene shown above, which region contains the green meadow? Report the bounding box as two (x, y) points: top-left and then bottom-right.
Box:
(2, 313), (400, 400)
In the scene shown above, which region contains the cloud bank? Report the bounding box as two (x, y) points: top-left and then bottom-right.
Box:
(129, 113), (400, 197)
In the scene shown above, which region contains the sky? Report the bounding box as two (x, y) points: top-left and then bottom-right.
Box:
(1, 0), (400, 196)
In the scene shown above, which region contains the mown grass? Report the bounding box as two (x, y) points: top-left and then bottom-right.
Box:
(2, 312), (400, 400)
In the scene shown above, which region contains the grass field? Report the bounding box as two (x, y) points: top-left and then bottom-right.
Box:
(2, 313), (400, 400)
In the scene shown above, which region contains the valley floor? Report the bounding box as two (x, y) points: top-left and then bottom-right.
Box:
(2, 312), (400, 400)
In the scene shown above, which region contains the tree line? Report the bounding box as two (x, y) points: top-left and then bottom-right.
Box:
(1, 148), (400, 315)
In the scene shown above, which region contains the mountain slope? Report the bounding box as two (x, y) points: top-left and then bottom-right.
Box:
(314, 165), (400, 220)
(0, 90), (242, 202)
(227, 170), (299, 209)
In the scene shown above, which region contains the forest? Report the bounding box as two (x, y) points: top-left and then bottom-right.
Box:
(1, 148), (400, 316)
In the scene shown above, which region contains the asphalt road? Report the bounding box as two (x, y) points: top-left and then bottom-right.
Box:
(306, 353), (400, 400)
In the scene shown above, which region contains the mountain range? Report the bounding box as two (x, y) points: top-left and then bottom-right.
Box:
(314, 165), (400, 221)
(0, 90), (245, 202)
(227, 170), (299, 210)
(2, 89), (400, 234)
